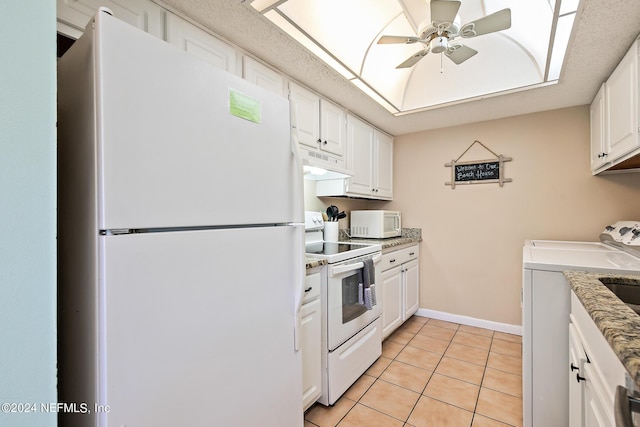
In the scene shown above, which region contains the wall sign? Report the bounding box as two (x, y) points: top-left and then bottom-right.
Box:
(445, 140), (512, 189)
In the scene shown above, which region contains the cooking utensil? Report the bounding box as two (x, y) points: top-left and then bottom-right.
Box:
(337, 211), (346, 220)
(326, 205), (339, 221)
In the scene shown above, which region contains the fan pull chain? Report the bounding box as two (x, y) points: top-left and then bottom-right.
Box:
(440, 53), (443, 74)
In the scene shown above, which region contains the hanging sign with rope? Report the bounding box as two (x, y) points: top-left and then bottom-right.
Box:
(445, 140), (512, 189)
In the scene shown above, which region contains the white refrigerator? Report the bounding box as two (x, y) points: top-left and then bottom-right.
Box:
(57, 9), (305, 427)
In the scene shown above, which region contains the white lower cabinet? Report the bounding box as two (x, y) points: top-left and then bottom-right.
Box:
(302, 269), (322, 411)
(380, 245), (419, 339)
(569, 291), (628, 427)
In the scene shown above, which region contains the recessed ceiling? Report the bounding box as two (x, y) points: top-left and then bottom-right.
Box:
(250, 0), (577, 115)
(159, 0), (640, 136)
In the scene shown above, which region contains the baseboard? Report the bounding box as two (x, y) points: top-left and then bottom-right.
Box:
(415, 308), (523, 336)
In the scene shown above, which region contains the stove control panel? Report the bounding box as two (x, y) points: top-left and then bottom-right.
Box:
(305, 211), (325, 231)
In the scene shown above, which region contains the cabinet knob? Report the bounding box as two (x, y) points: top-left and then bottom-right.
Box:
(323, 140), (328, 145)
(390, 259), (396, 263)
(576, 373), (586, 383)
(317, 138), (321, 144)
(570, 363), (579, 372)
(304, 287), (312, 293)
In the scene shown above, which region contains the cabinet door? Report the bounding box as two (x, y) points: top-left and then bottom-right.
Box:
(57, 0), (165, 39)
(289, 83), (320, 149)
(165, 13), (239, 75)
(243, 56), (285, 96)
(320, 100), (346, 157)
(583, 363), (614, 427)
(381, 266), (403, 339)
(403, 259), (419, 320)
(568, 324), (586, 427)
(346, 115), (374, 195)
(590, 84), (608, 171)
(373, 130), (393, 199)
(301, 298), (322, 411)
(606, 41), (639, 161)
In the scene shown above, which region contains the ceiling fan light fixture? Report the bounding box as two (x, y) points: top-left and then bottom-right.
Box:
(430, 36), (449, 54)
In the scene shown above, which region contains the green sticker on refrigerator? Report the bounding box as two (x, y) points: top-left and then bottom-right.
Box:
(229, 89), (261, 124)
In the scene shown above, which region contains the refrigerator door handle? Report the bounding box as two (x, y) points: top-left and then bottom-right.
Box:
(292, 222), (305, 351)
(290, 105), (304, 224)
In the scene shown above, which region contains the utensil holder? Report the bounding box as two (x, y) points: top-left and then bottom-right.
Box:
(324, 221), (339, 242)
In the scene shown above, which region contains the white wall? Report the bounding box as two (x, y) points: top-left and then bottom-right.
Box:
(0, 2), (57, 425)
(387, 106), (640, 326)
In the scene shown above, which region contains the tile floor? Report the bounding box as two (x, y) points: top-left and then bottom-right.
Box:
(304, 315), (523, 427)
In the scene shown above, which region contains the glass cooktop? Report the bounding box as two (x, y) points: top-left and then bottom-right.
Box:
(305, 242), (373, 256)
(305, 241), (381, 264)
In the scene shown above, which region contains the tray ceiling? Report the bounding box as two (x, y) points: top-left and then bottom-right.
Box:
(159, 0), (640, 136)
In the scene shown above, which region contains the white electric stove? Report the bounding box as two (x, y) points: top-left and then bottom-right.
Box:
(304, 211), (383, 406)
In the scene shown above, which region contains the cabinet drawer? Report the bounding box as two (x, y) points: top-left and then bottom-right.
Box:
(380, 245), (419, 272)
(303, 271), (321, 303)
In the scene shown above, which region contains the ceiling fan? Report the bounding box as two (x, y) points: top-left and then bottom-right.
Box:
(378, 0), (512, 68)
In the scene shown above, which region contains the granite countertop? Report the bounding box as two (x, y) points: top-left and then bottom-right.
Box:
(305, 228), (422, 270)
(305, 257), (327, 270)
(564, 270), (640, 389)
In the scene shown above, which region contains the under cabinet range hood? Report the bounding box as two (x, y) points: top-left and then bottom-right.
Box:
(316, 178), (351, 197)
(303, 164), (352, 181)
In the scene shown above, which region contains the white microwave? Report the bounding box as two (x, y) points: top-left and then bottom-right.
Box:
(350, 210), (401, 239)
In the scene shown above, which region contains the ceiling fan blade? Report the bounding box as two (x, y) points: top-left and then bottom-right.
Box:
(378, 35), (420, 45)
(460, 8), (511, 38)
(445, 45), (478, 65)
(396, 48), (430, 68)
(430, 0), (461, 25)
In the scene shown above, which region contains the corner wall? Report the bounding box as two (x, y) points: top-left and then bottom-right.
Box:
(0, 1), (57, 425)
(387, 106), (640, 326)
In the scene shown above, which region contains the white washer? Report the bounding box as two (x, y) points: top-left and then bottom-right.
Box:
(522, 240), (640, 427)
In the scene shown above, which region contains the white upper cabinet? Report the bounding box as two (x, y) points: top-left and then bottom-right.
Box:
(319, 100), (346, 157)
(289, 82), (321, 149)
(289, 82), (348, 172)
(374, 130), (394, 200)
(344, 115), (393, 200)
(165, 13), (239, 75)
(605, 39), (639, 160)
(57, 0), (166, 39)
(346, 115), (374, 195)
(590, 84), (608, 170)
(591, 37), (640, 174)
(242, 56), (285, 97)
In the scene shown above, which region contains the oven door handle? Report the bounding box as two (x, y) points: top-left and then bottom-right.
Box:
(330, 254), (381, 277)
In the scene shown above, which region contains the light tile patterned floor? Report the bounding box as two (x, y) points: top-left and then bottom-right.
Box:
(304, 315), (523, 427)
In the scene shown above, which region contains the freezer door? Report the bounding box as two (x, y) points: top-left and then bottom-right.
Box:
(97, 226), (303, 427)
(93, 13), (300, 229)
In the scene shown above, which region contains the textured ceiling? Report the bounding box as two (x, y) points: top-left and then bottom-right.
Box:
(158, 0), (640, 136)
